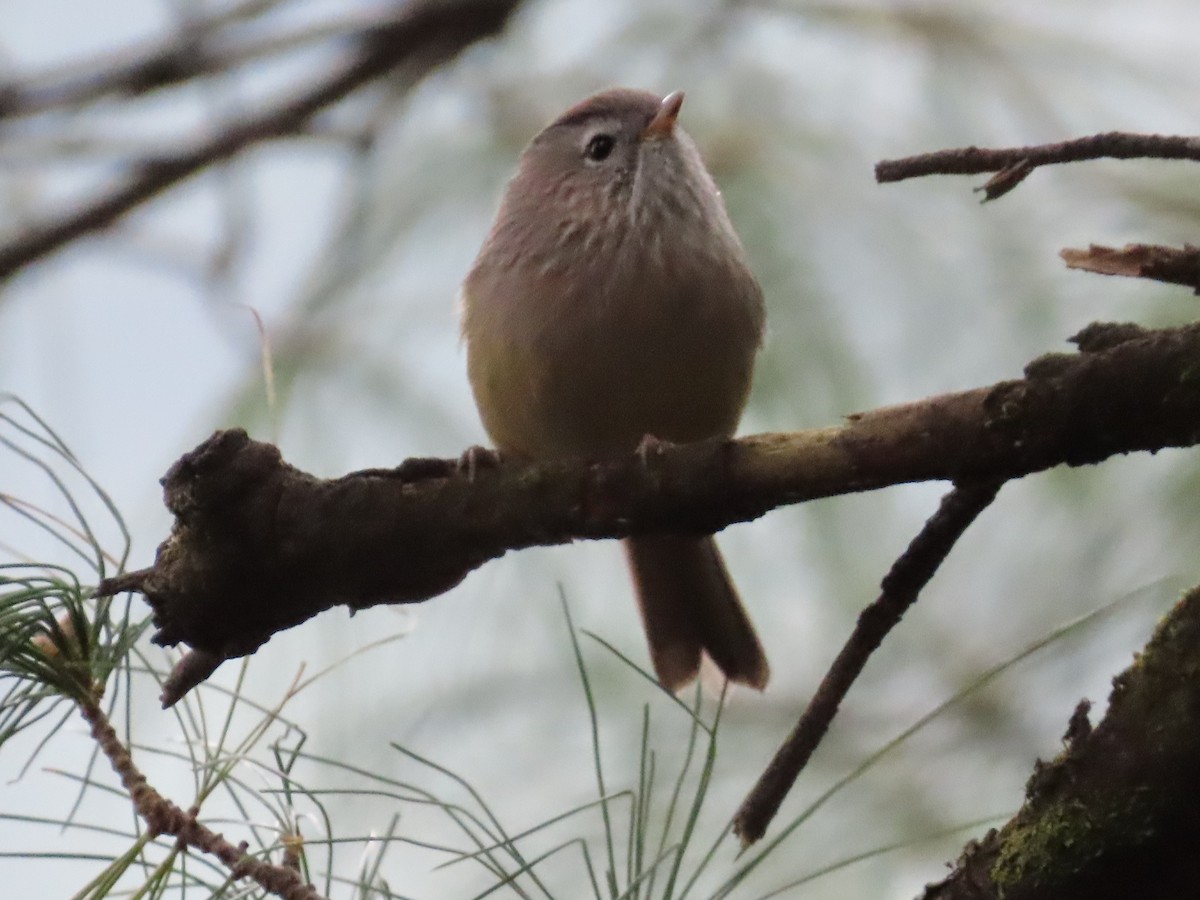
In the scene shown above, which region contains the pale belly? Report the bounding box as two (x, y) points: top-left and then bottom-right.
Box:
(466, 280), (761, 460)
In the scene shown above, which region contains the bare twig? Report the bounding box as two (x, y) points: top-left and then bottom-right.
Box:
(876, 132), (1200, 200)
(80, 694), (325, 899)
(0, 0), (293, 118)
(732, 478), (1003, 846)
(1062, 243), (1200, 295)
(0, 0), (521, 281)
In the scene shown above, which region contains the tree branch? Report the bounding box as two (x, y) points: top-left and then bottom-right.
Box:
(732, 478), (1003, 846)
(0, 0), (521, 282)
(922, 584), (1200, 900)
(1062, 243), (1200, 295)
(95, 320), (1200, 705)
(0, 2), (360, 119)
(80, 693), (324, 899)
(875, 132), (1200, 200)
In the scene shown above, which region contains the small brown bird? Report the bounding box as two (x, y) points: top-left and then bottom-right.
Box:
(461, 88), (768, 691)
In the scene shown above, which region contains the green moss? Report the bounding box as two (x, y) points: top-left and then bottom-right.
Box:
(987, 588), (1200, 897)
(990, 791), (1155, 897)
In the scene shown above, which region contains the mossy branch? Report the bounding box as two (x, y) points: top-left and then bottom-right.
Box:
(924, 585), (1200, 900)
(95, 320), (1200, 705)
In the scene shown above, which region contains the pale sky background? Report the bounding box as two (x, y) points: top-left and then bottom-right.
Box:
(3, 1), (1200, 897)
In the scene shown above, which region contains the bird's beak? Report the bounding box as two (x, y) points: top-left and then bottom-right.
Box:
(641, 91), (684, 140)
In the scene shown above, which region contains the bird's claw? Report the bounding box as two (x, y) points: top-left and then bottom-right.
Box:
(458, 445), (502, 482)
(635, 433), (672, 469)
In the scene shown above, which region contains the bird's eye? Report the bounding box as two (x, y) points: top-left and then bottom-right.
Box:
(584, 133), (615, 161)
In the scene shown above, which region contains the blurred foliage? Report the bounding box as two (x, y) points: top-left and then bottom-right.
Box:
(2, 0), (1199, 896)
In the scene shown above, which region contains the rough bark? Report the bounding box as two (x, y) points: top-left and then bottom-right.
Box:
(923, 585), (1200, 900)
(94, 320), (1200, 704)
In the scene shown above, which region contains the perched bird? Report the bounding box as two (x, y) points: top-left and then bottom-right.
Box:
(461, 88), (768, 691)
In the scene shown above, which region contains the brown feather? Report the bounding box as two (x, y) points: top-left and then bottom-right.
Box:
(624, 535), (769, 691)
(462, 89), (770, 691)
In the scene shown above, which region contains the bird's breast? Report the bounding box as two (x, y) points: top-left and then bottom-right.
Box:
(464, 250), (762, 461)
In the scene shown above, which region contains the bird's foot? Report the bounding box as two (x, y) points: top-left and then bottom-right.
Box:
(635, 433), (674, 469)
(458, 444), (503, 482)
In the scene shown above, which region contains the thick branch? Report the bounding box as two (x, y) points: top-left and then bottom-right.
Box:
(96, 321), (1200, 704)
(0, 0), (520, 281)
(923, 584), (1200, 900)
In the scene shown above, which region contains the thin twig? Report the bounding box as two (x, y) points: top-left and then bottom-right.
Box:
(79, 694), (326, 899)
(733, 479), (1004, 846)
(876, 132), (1200, 200)
(0, 0), (520, 281)
(0, 0), (290, 118)
(1061, 243), (1200, 295)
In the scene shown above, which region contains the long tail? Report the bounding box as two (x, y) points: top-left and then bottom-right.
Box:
(623, 535), (769, 692)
